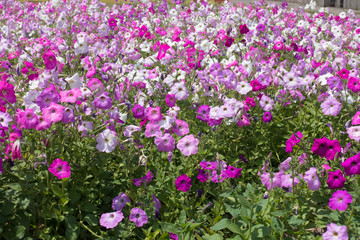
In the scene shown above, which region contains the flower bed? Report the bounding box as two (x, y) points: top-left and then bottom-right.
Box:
(1, 0), (360, 239)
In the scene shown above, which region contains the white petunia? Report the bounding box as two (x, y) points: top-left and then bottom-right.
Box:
(96, 129), (118, 153)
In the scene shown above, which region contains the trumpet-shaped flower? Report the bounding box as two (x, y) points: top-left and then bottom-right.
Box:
(96, 129), (117, 153)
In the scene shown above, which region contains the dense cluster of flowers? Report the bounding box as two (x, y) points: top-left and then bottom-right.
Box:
(0, 0), (360, 238)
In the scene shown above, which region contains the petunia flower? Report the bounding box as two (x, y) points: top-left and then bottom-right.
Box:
(48, 158), (71, 179)
(129, 208), (148, 227)
(175, 174), (192, 192)
(329, 190), (352, 211)
(99, 211), (124, 229)
(323, 223), (348, 240)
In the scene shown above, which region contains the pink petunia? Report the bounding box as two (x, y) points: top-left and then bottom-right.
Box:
(177, 134), (199, 156)
(99, 211), (124, 229)
(48, 158), (71, 179)
(329, 190), (352, 211)
(60, 88), (82, 103)
(42, 102), (65, 123)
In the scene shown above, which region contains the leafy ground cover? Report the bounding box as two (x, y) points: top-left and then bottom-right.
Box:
(1, 0), (360, 239)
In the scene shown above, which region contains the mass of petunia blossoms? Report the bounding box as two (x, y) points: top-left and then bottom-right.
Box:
(1, 0), (360, 238)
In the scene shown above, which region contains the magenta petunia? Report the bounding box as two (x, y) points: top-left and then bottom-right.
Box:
(341, 153), (360, 176)
(175, 174), (192, 192)
(311, 137), (329, 158)
(42, 50), (57, 70)
(146, 106), (163, 123)
(48, 158), (71, 179)
(225, 166), (242, 179)
(200, 161), (218, 170)
(0, 80), (16, 105)
(16, 108), (39, 129)
(329, 190), (352, 211)
(327, 170), (346, 189)
(286, 131), (303, 153)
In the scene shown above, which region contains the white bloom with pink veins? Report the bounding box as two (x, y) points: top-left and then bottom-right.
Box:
(347, 126), (360, 142)
(97, 129), (117, 153)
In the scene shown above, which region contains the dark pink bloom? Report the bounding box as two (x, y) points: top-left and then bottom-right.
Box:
(347, 76), (360, 93)
(165, 94), (176, 107)
(175, 174), (192, 192)
(156, 44), (170, 60)
(311, 137), (329, 158)
(225, 166), (242, 178)
(263, 112), (272, 122)
(48, 158), (71, 179)
(108, 17), (117, 28)
(286, 131), (303, 153)
(341, 153), (360, 176)
(0, 80), (16, 105)
(351, 111), (360, 125)
(16, 108), (39, 129)
(200, 161), (218, 170)
(42, 50), (57, 70)
(239, 24), (249, 34)
(325, 139), (341, 161)
(197, 169), (209, 182)
(327, 170), (346, 189)
(132, 104), (146, 120)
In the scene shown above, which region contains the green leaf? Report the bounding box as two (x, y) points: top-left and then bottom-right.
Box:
(210, 218), (242, 234)
(189, 222), (202, 231)
(158, 232), (169, 240)
(224, 203), (241, 218)
(66, 215), (79, 240)
(211, 219), (231, 231)
(81, 203), (97, 212)
(15, 225), (26, 239)
(288, 216), (305, 226)
(19, 198), (31, 210)
(251, 225), (270, 238)
(7, 183), (22, 191)
(271, 211), (288, 217)
(179, 210), (186, 225)
(237, 196), (251, 209)
(84, 214), (98, 226)
(161, 222), (181, 235)
(203, 234), (223, 240)
(51, 184), (62, 197)
(311, 191), (328, 203)
(271, 217), (285, 233)
(69, 189), (81, 203)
